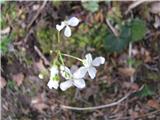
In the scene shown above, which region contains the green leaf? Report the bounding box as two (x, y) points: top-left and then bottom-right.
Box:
(104, 26), (130, 53)
(7, 80), (16, 90)
(0, 36), (11, 55)
(130, 18), (147, 42)
(136, 84), (154, 98)
(82, 1), (99, 13)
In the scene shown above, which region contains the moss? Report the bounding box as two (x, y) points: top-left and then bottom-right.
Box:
(36, 27), (57, 54)
(0, 36), (11, 55)
(147, 72), (160, 81)
(10, 27), (27, 42)
(1, 2), (17, 29)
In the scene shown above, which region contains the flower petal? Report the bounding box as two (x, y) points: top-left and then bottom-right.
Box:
(88, 67), (97, 79)
(73, 66), (87, 79)
(64, 26), (71, 37)
(56, 22), (65, 31)
(85, 53), (93, 64)
(67, 17), (80, 27)
(50, 66), (58, 77)
(73, 78), (86, 89)
(47, 80), (59, 89)
(60, 80), (73, 91)
(92, 57), (105, 66)
(60, 66), (72, 79)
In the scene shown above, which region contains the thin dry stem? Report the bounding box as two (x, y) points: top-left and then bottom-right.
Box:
(61, 93), (131, 111)
(61, 86), (144, 111)
(106, 19), (119, 37)
(125, 0), (147, 15)
(27, 0), (47, 29)
(34, 46), (50, 65)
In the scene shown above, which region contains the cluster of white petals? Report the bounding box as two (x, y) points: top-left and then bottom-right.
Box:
(60, 66), (86, 91)
(47, 66), (59, 89)
(47, 53), (105, 91)
(74, 53), (105, 79)
(56, 17), (80, 37)
(47, 17), (105, 91)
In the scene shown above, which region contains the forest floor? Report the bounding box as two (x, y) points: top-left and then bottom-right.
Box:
(1, 1), (160, 120)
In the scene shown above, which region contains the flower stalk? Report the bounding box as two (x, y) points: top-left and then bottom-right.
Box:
(47, 17), (105, 91)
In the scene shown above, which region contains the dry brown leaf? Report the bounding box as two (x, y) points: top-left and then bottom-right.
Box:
(31, 93), (48, 112)
(35, 60), (47, 73)
(147, 99), (160, 110)
(118, 67), (135, 77)
(0, 76), (7, 88)
(150, 2), (160, 15)
(33, 103), (48, 113)
(129, 110), (139, 119)
(12, 73), (24, 86)
(144, 51), (151, 63)
(123, 82), (139, 91)
(94, 11), (104, 22)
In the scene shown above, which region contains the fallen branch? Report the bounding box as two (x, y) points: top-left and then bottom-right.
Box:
(61, 92), (130, 111)
(128, 42), (134, 83)
(125, 0), (147, 15)
(106, 19), (119, 37)
(0, 26), (11, 35)
(61, 86), (144, 111)
(27, 0), (47, 30)
(34, 45), (50, 66)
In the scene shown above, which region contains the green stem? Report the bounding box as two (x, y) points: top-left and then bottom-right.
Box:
(58, 31), (60, 43)
(61, 53), (83, 62)
(58, 50), (65, 66)
(56, 32), (65, 65)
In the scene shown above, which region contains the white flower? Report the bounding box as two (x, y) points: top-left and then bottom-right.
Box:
(47, 66), (59, 89)
(74, 53), (105, 79)
(50, 65), (58, 77)
(60, 66), (86, 91)
(56, 17), (80, 37)
(47, 80), (59, 89)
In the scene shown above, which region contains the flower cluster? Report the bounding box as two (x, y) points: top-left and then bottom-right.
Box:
(47, 17), (105, 91)
(56, 17), (80, 37)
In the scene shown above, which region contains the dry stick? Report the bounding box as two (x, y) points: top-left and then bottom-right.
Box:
(27, 0), (47, 30)
(61, 86), (144, 111)
(106, 19), (119, 37)
(24, 29), (33, 43)
(128, 42), (134, 83)
(34, 46), (50, 66)
(24, 1), (47, 43)
(125, 0), (147, 15)
(61, 93), (131, 111)
(1, 26), (11, 35)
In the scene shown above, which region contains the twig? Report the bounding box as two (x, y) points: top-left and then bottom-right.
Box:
(128, 43), (132, 68)
(34, 45), (50, 65)
(27, 0), (47, 30)
(61, 93), (131, 111)
(61, 86), (144, 111)
(0, 26), (11, 35)
(23, 1), (47, 44)
(106, 19), (119, 37)
(143, 64), (159, 72)
(125, 0), (147, 15)
(128, 42), (134, 82)
(24, 28), (33, 43)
